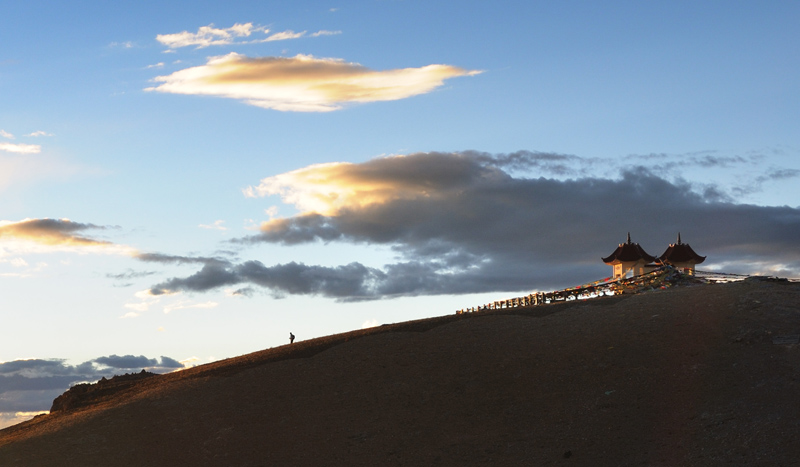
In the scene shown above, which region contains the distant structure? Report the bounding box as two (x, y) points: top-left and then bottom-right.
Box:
(658, 232), (706, 275)
(603, 232), (706, 279)
(602, 233), (658, 279)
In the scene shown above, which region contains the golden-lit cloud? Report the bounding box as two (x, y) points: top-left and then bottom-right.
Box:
(0, 142), (40, 154)
(0, 218), (110, 247)
(146, 53), (481, 112)
(243, 153), (483, 215)
(0, 218), (134, 256)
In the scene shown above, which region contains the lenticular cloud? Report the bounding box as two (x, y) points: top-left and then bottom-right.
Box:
(146, 53), (481, 112)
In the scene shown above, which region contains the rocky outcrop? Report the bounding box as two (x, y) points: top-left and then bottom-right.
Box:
(50, 370), (157, 413)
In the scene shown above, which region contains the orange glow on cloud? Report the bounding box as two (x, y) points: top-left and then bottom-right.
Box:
(0, 218), (109, 247)
(244, 156), (445, 216)
(0, 218), (135, 256)
(146, 53), (481, 112)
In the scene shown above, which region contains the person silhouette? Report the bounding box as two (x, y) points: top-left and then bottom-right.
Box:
(289, 332), (295, 344)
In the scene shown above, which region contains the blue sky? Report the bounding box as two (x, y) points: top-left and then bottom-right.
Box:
(1, 1), (799, 427)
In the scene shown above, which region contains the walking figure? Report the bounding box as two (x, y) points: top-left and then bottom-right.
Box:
(289, 332), (295, 344)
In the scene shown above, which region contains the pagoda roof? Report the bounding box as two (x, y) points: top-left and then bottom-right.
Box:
(602, 233), (657, 264)
(659, 233), (706, 264)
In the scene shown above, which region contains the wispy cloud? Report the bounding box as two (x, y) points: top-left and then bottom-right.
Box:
(156, 23), (337, 50)
(145, 53), (482, 112)
(311, 30), (341, 37)
(732, 167), (800, 197)
(163, 300), (218, 314)
(24, 130), (52, 137)
(263, 30), (305, 41)
(108, 41), (135, 49)
(156, 23), (267, 49)
(199, 220), (228, 231)
(0, 130), (14, 139)
(0, 143), (41, 154)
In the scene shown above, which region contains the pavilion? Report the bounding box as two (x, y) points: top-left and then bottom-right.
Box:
(658, 232), (706, 275)
(601, 233), (659, 279)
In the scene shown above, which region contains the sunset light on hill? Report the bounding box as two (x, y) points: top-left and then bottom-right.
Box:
(1, 1), (799, 429)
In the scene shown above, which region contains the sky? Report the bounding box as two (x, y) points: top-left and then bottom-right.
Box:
(1, 1), (799, 428)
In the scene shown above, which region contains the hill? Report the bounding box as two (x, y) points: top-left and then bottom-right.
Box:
(1, 278), (799, 466)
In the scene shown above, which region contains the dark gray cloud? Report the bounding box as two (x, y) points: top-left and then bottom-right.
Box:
(472, 149), (588, 176)
(134, 252), (226, 265)
(147, 151), (800, 300)
(0, 356), (185, 425)
(150, 261), (387, 300)
(93, 354), (183, 370)
(106, 269), (156, 281)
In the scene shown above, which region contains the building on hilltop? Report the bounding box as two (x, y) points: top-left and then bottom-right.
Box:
(658, 232), (706, 275)
(603, 232), (707, 279)
(602, 233), (659, 279)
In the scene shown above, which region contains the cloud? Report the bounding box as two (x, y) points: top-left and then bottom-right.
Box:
(24, 131), (52, 137)
(145, 53), (481, 112)
(134, 252), (227, 266)
(149, 260), (387, 299)
(0, 356), (185, 428)
(0, 142), (41, 154)
(311, 30), (341, 37)
(199, 220), (228, 231)
(362, 319), (379, 329)
(106, 269), (156, 281)
(263, 30), (305, 41)
(242, 150), (582, 215)
(0, 411), (48, 430)
(156, 23), (337, 49)
(0, 130), (13, 139)
(147, 151), (800, 299)
(732, 167), (800, 197)
(108, 41), (134, 49)
(156, 23), (267, 49)
(163, 300), (219, 314)
(0, 218), (112, 248)
(0, 218), (138, 262)
(93, 354), (183, 370)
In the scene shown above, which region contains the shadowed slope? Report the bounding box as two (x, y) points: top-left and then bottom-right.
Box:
(2, 279), (799, 466)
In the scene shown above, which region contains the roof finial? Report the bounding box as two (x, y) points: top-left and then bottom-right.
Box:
(677, 232), (682, 245)
(627, 232), (631, 244)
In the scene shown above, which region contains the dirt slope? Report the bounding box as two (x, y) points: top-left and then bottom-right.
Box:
(1, 279), (799, 466)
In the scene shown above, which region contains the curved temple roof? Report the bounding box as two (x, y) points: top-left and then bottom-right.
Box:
(659, 233), (706, 265)
(602, 232), (657, 264)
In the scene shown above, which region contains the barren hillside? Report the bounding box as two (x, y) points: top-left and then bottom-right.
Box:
(1, 278), (799, 466)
